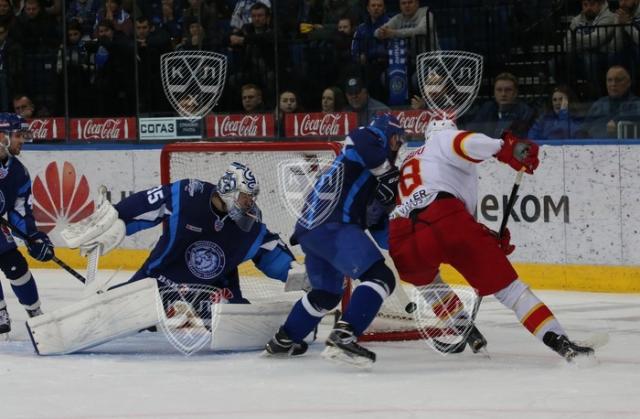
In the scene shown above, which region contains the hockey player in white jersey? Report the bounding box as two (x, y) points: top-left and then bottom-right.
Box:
(388, 119), (594, 362)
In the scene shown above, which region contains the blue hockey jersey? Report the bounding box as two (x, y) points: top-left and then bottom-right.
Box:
(0, 157), (38, 252)
(115, 179), (294, 290)
(294, 125), (392, 235)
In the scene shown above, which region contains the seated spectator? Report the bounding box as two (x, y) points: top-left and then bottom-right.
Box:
(158, 0), (183, 44)
(67, 0), (101, 39)
(615, 0), (640, 71)
(562, 0), (617, 98)
(528, 85), (582, 140)
(12, 94), (38, 118)
(321, 86), (345, 113)
(352, 0), (389, 102)
(374, 0), (438, 48)
(182, 0), (225, 51)
(468, 72), (535, 138)
(580, 65), (640, 138)
(177, 18), (212, 50)
(228, 2), (274, 92)
(18, 0), (58, 50)
(230, 0), (271, 31)
(277, 89), (300, 136)
(92, 19), (135, 116)
(94, 0), (133, 38)
(0, 0), (19, 39)
(56, 20), (92, 116)
(240, 83), (265, 113)
(344, 76), (389, 125)
(0, 22), (23, 112)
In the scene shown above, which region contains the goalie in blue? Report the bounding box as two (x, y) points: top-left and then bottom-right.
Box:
(65, 162), (306, 307)
(0, 113), (55, 336)
(264, 113), (405, 367)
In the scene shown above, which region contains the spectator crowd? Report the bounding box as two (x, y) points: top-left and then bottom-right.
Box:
(0, 0), (639, 139)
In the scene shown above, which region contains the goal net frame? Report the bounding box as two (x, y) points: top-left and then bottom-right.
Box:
(160, 141), (423, 342)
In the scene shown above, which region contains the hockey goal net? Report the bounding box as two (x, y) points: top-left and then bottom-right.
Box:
(160, 141), (422, 341)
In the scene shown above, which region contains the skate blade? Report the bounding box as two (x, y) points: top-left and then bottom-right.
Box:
(320, 346), (373, 369)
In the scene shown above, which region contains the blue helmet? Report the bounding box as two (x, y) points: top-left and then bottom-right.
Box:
(368, 113), (405, 147)
(0, 112), (33, 143)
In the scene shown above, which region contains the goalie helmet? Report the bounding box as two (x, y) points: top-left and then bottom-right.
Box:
(217, 162), (261, 231)
(424, 118), (458, 142)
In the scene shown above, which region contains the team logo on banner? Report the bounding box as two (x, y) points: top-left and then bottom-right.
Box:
(277, 157), (344, 230)
(184, 240), (225, 280)
(161, 51), (227, 119)
(416, 50), (483, 120)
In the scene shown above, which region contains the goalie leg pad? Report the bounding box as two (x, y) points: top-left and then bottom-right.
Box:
(26, 278), (160, 355)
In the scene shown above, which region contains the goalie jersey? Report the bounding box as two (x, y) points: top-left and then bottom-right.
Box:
(0, 157), (38, 250)
(116, 179), (294, 297)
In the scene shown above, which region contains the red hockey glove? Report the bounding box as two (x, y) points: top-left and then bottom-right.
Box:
(494, 131), (540, 174)
(481, 225), (515, 255)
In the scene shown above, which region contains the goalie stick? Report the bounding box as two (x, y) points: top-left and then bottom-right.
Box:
(0, 217), (87, 284)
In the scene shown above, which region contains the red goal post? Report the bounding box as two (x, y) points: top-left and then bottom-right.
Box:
(160, 141), (422, 342)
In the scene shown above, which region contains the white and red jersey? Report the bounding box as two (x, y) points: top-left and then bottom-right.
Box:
(395, 129), (503, 216)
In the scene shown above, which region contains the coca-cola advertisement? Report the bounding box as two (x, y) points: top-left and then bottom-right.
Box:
(285, 112), (357, 138)
(28, 118), (66, 141)
(389, 110), (432, 138)
(206, 114), (275, 138)
(70, 118), (137, 141)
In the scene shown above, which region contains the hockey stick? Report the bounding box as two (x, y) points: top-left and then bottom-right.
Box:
(471, 168), (526, 319)
(0, 217), (86, 284)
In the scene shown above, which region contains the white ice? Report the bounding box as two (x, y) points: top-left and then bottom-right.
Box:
(0, 269), (639, 419)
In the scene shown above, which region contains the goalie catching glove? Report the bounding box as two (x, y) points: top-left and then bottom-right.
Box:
(61, 195), (125, 256)
(494, 131), (539, 174)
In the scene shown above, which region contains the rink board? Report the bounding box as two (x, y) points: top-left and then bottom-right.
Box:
(19, 143), (640, 293)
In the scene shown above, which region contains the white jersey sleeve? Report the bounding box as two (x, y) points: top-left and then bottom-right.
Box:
(395, 130), (502, 216)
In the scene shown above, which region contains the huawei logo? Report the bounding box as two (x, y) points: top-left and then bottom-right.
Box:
(32, 162), (95, 242)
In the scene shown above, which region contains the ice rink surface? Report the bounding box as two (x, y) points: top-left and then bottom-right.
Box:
(0, 269), (638, 419)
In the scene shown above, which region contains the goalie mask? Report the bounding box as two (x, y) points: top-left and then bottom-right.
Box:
(217, 162), (261, 232)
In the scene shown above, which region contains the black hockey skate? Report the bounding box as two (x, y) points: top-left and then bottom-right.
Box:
(543, 331), (594, 362)
(0, 307), (10, 334)
(321, 321), (376, 368)
(264, 327), (308, 357)
(432, 324), (487, 354)
(26, 307), (43, 318)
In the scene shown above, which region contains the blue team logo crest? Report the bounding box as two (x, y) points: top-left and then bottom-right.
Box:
(0, 164), (8, 180)
(185, 241), (225, 280)
(277, 157), (344, 230)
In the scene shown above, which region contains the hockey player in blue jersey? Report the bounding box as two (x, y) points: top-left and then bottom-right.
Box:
(65, 162), (306, 306)
(264, 113), (405, 367)
(0, 113), (55, 335)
